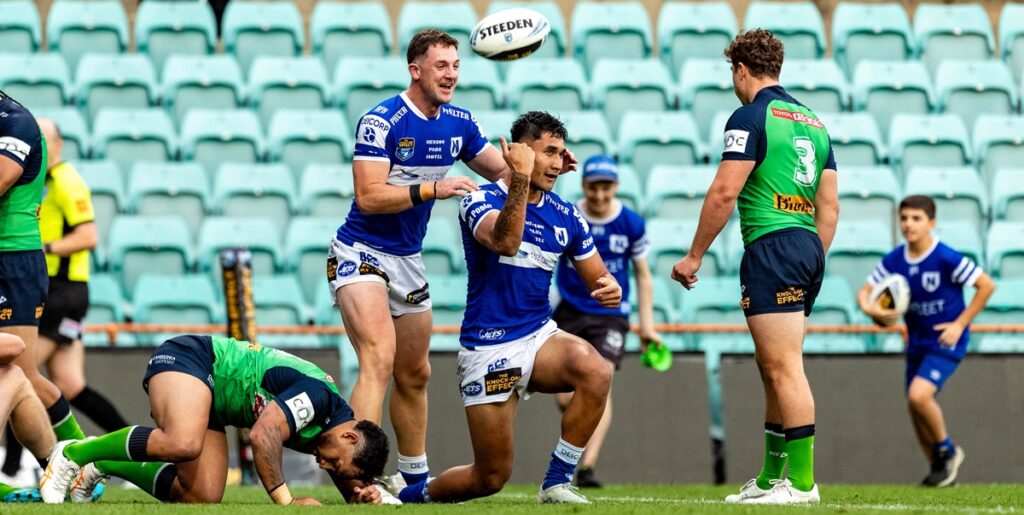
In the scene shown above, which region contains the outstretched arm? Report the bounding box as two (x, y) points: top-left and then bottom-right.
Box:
(353, 160), (480, 214)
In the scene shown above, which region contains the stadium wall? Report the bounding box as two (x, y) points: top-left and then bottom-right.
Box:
(78, 349), (1024, 484)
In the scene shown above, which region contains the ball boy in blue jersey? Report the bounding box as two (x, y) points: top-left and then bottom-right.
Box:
(398, 112), (621, 504)
(857, 195), (995, 487)
(550, 155), (659, 488)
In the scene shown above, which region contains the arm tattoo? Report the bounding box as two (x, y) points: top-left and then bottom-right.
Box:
(254, 424), (286, 493)
(493, 172), (530, 246)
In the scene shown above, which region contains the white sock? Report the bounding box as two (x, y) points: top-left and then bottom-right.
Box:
(397, 454), (429, 478)
(553, 439), (584, 466)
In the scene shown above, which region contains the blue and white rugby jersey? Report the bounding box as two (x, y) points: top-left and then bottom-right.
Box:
(556, 201), (648, 317)
(336, 92), (491, 256)
(867, 240), (982, 358)
(459, 181), (597, 348)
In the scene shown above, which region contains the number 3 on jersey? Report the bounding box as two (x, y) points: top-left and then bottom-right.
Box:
(793, 137), (816, 186)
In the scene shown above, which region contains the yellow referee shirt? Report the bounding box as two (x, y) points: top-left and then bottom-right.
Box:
(39, 162), (94, 282)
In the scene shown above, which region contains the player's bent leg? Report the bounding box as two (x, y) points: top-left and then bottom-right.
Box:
(4, 365), (56, 461)
(45, 339), (86, 400)
(335, 281), (396, 424)
(390, 309), (432, 483)
(4, 326), (85, 443)
(167, 429), (228, 503)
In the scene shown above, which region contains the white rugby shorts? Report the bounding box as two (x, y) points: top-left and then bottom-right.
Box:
(327, 237), (432, 316)
(456, 320), (561, 407)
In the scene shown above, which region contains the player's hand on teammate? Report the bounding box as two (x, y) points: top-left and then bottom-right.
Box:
(934, 321), (965, 348)
(865, 305), (900, 327)
(671, 255), (701, 290)
(350, 485), (382, 504)
(591, 276), (622, 308)
(499, 136), (535, 177)
(290, 497), (322, 506)
(435, 176), (480, 200)
(560, 149), (578, 174)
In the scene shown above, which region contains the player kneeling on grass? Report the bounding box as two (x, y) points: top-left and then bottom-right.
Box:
(39, 335), (390, 505)
(398, 112), (619, 504)
(857, 195), (995, 487)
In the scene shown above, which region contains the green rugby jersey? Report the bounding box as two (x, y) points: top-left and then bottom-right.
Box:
(209, 335), (354, 453)
(721, 85), (836, 245)
(0, 95), (47, 252)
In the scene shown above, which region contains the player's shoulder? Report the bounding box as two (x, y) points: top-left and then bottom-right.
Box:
(460, 182), (504, 212)
(357, 95), (405, 128)
(619, 204), (644, 225)
(934, 240), (968, 262)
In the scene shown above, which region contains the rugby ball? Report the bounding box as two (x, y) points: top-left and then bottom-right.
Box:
(470, 7), (550, 61)
(870, 273), (911, 316)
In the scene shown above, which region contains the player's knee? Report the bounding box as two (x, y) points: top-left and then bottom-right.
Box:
(474, 466), (511, 495)
(161, 439), (203, 462)
(394, 360), (431, 390)
(0, 363), (28, 391)
(0, 334), (26, 362)
(357, 348), (396, 381)
(907, 386), (934, 408)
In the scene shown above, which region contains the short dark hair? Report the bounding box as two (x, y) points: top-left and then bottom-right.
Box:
(510, 111), (567, 143)
(352, 420), (389, 482)
(725, 29), (784, 79)
(407, 29), (459, 64)
(899, 195), (936, 220)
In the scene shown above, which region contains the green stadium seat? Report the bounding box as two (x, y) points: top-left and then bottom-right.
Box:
(992, 168), (1024, 221)
(679, 59), (739, 139)
(92, 109), (176, 173)
(397, 1), (477, 57)
(888, 114), (971, 175)
(722, 219), (744, 276)
(572, 2), (653, 73)
(645, 165), (714, 220)
(180, 109), (265, 174)
(268, 109), (349, 177)
(453, 59), (503, 112)
(1000, 3), (1024, 88)
(425, 273), (467, 351)
(285, 216), (338, 304)
(423, 220), (463, 275)
(826, 221), (892, 292)
(311, 1), (392, 75)
(554, 163), (643, 211)
(0, 0), (41, 52)
(76, 54), (158, 123)
(974, 115), (1024, 188)
(162, 55), (245, 126)
(591, 59), (675, 132)
(779, 59), (849, 113)
(831, 2), (913, 76)
(333, 57), (408, 128)
(253, 274), (312, 326)
(108, 215), (194, 295)
(625, 275), (678, 325)
(935, 60), (1018, 131)
(31, 108), (89, 159)
(646, 219), (727, 278)
(472, 110), (517, 146)
(619, 111), (703, 184)
(132, 274), (221, 327)
(488, 1), (568, 58)
(77, 160), (123, 249)
(127, 162), (210, 234)
(213, 163), (296, 234)
(198, 217), (283, 276)
(47, 0), (128, 73)
(744, 1), (825, 59)
(807, 275), (857, 325)
(560, 111), (614, 164)
(135, 0), (216, 74)
(904, 166), (988, 235)
(0, 54), (70, 109)
(505, 58), (588, 112)
(678, 275), (743, 324)
(818, 112), (885, 166)
(658, 1), (736, 78)
(248, 57), (331, 125)
(987, 221), (1024, 278)
(914, 3), (994, 75)
(81, 273), (125, 346)
(705, 110), (733, 163)
(298, 164), (354, 217)
(933, 221), (985, 267)
(835, 166), (900, 228)
(852, 60), (934, 139)
(973, 278), (1024, 325)
(222, 1), (303, 74)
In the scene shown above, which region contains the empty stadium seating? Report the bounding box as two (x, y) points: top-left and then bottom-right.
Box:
(572, 1), (653, 72)
(76, 54), (158, 122)
(249, 57), (331, 125)
(47, 0), (128, 73)
(222, 1), (304, 74)
(162, 55), (246, 125)
(180, 109), (265, 173)
(333, 57), (408, 127)
(505, 58), (589, 112)
(91, 109), (176, 173)
(831, 2), (913, 75)
(745, 1), (826, 59)
(591, 59), (675, 132)
(0, 54), (71, 109)
(914, 3), (994, 75)
(267, 109), (350, 176)
(819, 112), (886, 166)
(398, 1), (477, 57)
(935, 60), (1018, 131)
(127, 162), (210, 234)
(0, 0), (41, 53)
(658, 1), (736, 78)
(285, 216), (340, 304)
(311, 1), (393, 74)
(135, 0), (217, 73)
(212, 163), (297, 233)
(618, 111), (704, 182)
(644, 165), (715, 220)
(974, 115), (1024, 187)
(107, 215), (194, 295)
(679, 59), (738, 138)
(298, 164), (355, 217)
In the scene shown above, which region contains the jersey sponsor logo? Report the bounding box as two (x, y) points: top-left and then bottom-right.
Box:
(0, 308), (13, 321)
(793, 137), (817, 185)
(324, 374), (335, 384)
(441, 106), (471, 121)
(396, 137), (415, 161)
(605, 330), (623, 350)
(373, 105), (389, 115)
(478, 328), (506, 341)
(450, 136), (463, 157)
(248, 342), (262, 351)
(929, 369), (942, 382)
(253, 392), (268, 418)
(922, 271), (941, 292)
(770, 108), (824, 129)
(359, 262), (390, 282)
(487, 358), (509, 373)
(326, 256), (338, 281)
(910, 299), (945, 316)
(359, 252), (380, 268)
(58, 317), (82, 340)
(284, 392), (315, 429)
(776, 287), (805, 305)
(773, 193), (815, 215)
(553, 226), (569, 246)
(405, 283), (430, 304)
(484, 367), (522, 396)
(0, 296), (6, 304)
(339, 260), (357, 277)
(740, 296), (751, 310)
(357, 116), (390, 147)
(389, 106), (408, 125)
(723, 130), (749, 153)
(461, 381), (483, 397)
(148, 354), (176, 366)
(0, 136), (30, 161)
(609, 234), (628, 254)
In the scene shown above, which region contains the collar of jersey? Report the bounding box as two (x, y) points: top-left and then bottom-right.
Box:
(497, 178), (546, 207)
(903, 238), (940, 265)
(400, 91), (440, 121)
(575, 199), (621, 225)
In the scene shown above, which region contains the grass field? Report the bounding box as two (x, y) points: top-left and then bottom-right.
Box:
(10, 484), (1024, 514)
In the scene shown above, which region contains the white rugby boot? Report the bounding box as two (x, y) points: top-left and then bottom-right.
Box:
(69, 463), (107, 503)
(743, 479), (820, 504)
(538, 483), (591, 504)
(39, 440), (80, 504)
(724, 478), (772, 503)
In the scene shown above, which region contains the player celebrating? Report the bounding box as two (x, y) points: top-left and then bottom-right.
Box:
(398, 112), (619, 505)
(40, 335), (390, 505)
(550, 154), (659, 488)
(857, 196), (994, 487)
(327, 29), (513, 487)
(671, 30), (839, 504)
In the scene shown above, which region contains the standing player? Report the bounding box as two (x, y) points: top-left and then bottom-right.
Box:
(550, 154), (659, 488)
(40, 335), (390, 505)
(328, 29), (518, 486)
(398, 112), (619, 505)
(857, 196), (994, 487)
(0, 334), (56, 502)
(671, 30), (839, 504)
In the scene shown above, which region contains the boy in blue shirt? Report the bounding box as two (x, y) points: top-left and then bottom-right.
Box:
(857, 195), (995, 487)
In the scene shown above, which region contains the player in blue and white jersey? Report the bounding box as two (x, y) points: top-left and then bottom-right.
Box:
(326, 30), (525, 490)
(857, 195), (995, 487)
(550, 154), (659, 488)
(397, 112), (620, 504)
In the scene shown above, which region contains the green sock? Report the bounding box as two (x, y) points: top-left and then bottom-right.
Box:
(96, 461), (175, 501)
(48, 396), (86, 441)
(755, 423), (788, 490)
(785, 426), (816, 492)
(64, 426), (136, 466)
(0, 482), (18, 498)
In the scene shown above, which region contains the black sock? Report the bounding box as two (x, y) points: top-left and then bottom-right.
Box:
(70, 386), (130, 432)
(154, 464), (178, 502)
(2, 426), (23, 476)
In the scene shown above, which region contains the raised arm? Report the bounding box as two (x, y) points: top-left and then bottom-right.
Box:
(468, 137), (533, 256)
